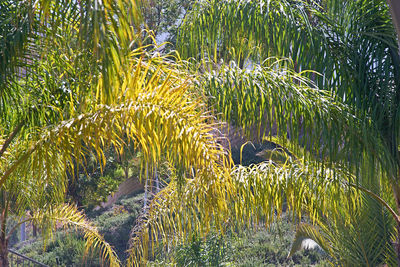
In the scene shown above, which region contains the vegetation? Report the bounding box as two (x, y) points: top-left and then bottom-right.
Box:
(15, 192), (329, 266)
(1, 0), (221, 265)
(2, 0), (400, 266)
(14, 192), (145, 266)
(67, 146), (140, 208)
(138, 0), (195, 48)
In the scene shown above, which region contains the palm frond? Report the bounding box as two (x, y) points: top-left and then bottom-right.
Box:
(31, 204), (121, 267)
(0, 0), (142, 121)
(0, 57), (224, 207)
(198, 59), (396, 178)
(181, 0), (400, 167)
(127, 147), (361, 264)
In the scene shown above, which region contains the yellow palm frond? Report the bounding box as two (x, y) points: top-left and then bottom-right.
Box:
(31, 204), (121, 267)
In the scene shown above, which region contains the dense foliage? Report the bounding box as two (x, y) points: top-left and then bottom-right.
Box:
(2, 0), (400, 266)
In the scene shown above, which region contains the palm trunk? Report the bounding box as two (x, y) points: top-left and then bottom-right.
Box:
(397, 226), (400, 267)
(32, 223), (37, 237)
(144, 163), (149, 209)
(394, 205), (400, 267)
(387, 0), (400, 50)
(0, 192), (8, 267)
(0, 121), (24, 159)
(0, 240), (9, 267)
(393, 179), (400, 267)
(154, 166), (159, 194)
(20, 218), (26, 242)
(124, 165), (129, 180)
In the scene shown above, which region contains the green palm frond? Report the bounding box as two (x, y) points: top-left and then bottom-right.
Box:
(0, 0), (142, 121)
(179, 0), (398, 90)
(181, 0), (400, 167)
(0, 1), (31, 118)
(198, 59), (395, 177)
(0, 1), (30, 83)
(288, 156), (397, 267)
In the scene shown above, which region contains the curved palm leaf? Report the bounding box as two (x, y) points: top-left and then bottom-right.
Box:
(1, 55), (224, 190)
(0, 52), (227, 265)
(197, 59), (395, 176)
(0, 0), (141, 123)
(30, 204), (121, 267)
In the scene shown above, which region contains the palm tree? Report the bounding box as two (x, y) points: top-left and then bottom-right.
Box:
(4, 0), (400, 265)
(126, 59), (368, 265)
(1, 1), (227, 266)
(177, 0), (400, 264)
(124, 0), (400, 266)
(0, 1), (138, 265)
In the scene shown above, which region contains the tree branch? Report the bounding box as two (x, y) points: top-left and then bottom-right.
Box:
(6, 218), (32, 242)
(349, 182), (400, 224)
(387, 0), (400, 51)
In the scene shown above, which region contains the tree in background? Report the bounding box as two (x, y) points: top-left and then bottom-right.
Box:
(138, 0), (195, 48)
(66, 145), (138, 208)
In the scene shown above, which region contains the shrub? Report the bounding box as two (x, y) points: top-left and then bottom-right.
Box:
(15, 232), (101, 266)
(175, 232), (232, 267)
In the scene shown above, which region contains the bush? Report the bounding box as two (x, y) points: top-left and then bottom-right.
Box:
(15, 232), (101, 266)
(175, 232), (232, 267)
(231, 216), (329, 267)
(93, 193), (143, 261)
(151, 214), (330, 267)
